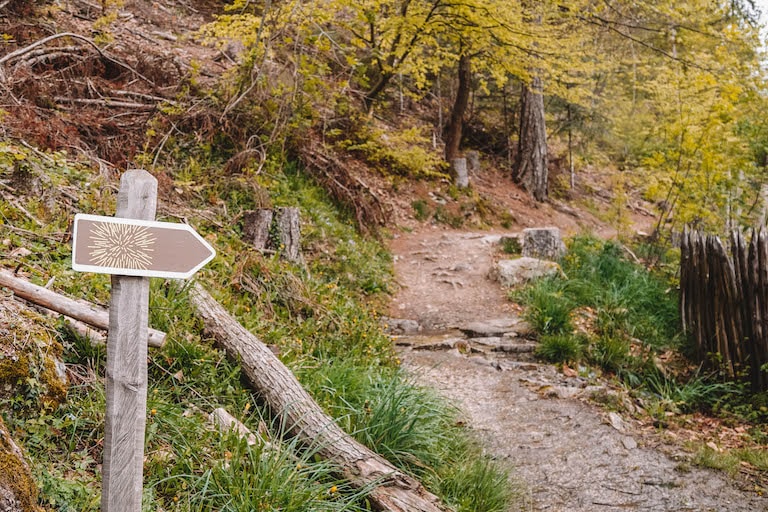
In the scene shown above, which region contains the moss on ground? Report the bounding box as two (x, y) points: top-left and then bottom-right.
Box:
(0, 416), (41, 512)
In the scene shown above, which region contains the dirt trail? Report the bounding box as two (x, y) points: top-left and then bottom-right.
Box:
(388, 229), (767, 512)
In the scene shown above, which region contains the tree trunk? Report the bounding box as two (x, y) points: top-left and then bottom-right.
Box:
(444, 53), (471, 162)
(242, 209), (274, 252)
(187, 283), (449, 512)
(364, 72), (394, 111)
(513, 76), (548, 201)
(275, 207), (302, 263)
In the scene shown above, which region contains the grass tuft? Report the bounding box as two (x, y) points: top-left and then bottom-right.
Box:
(536, 334), (583, 363)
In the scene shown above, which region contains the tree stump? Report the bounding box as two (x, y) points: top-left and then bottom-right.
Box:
(451, 157), (469, 188)
(242, 209), (274, 252)
(242, 208), (302, 263)
(522, 227), (566, 261)
(466, 151), (480, 174)
(276, 207), (301, 262)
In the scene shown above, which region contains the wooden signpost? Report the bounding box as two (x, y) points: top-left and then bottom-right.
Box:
(71, 169), (215, 512)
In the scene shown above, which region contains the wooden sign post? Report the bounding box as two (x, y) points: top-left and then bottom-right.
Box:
(71, 169), (215, 512)
(101, 170), (156, 512)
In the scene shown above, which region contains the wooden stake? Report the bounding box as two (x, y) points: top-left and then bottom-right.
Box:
(101, 170), (157, 512)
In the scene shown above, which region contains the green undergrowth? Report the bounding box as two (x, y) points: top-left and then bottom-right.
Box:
(512, 235), (763, 423)
(692, 445), (768, 476)
(0, 142), (512, 511)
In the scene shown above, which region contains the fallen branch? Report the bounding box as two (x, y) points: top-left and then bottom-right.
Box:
(0, 32), (154, 85)
(208, 408), (271, 449)
(0, 269), (165, 347)
(28, 302), (108, 345)
(22, 50), (86, 68)
(188, 282), (449, 512)
(61, 316), (107, 345)
(53, 97), (157, 109)
(112, 90), (178, 106)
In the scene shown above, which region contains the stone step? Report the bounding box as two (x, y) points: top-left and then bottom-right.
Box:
(458, 318), (530, 338)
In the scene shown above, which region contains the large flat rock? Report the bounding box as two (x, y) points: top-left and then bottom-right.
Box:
(459, 317), (528, 337)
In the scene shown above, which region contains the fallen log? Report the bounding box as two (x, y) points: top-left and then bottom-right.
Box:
(0, 269), (165, 347)
(188, 283), (449, 512)
(35, 305), (107, 346)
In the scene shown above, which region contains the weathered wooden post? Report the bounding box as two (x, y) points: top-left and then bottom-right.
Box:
(71, 169), (215, 512)
(451, 157), (469, 188)
(101, 170), (156, 512)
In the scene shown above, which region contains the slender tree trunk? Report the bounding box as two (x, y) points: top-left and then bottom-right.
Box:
(364, 72), (394, 111)
(513, 75), (548, 201)
(444, 53), (471, 162)
(568, 104), (574, 189)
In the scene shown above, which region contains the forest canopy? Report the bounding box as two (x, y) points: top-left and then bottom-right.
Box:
(198, 0), (768, 234)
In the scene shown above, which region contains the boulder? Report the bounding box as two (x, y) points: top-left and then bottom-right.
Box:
(491, 257), (562, 287)
(522, 227), (566, 261)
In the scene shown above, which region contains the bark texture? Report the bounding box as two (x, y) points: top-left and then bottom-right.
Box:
(188, 283), (449, 512)
(444, 53), (471, 163)
(275, 207), (302, 263)
(242, 209), (274, 252)
(513, 76), (548, 201)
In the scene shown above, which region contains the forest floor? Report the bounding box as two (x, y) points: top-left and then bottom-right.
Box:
(386, 227), (768, 511)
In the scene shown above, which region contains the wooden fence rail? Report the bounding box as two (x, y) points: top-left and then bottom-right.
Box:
(680, 227), (768, 391)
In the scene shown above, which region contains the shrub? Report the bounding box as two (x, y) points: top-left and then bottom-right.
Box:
(587, 335), (630, 374)
(515, 278), (574, 335)
(536, 334), (583, 363)
(643, 370), (737, 414)
(500, 236), (521, 255)
(412, 199), (430, 221)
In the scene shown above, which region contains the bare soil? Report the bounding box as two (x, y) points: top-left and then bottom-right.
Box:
(388, 228), (768, 512)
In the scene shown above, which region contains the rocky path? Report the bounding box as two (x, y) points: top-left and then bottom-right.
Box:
(387, 229), (767, 512)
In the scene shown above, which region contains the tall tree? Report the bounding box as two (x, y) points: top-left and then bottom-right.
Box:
(513, 0), (548, 201)
(514, 76), (548, 200)
(444, 52), (472, 162)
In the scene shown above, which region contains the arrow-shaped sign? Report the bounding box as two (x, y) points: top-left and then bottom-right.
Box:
(72, 213), (216, 279)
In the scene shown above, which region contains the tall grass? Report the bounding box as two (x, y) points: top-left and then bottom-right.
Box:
(513, 235), (768, 423)
(298, 360), (513, 512)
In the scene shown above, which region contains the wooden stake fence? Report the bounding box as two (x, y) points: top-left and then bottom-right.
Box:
(680, 227), (768, 391)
